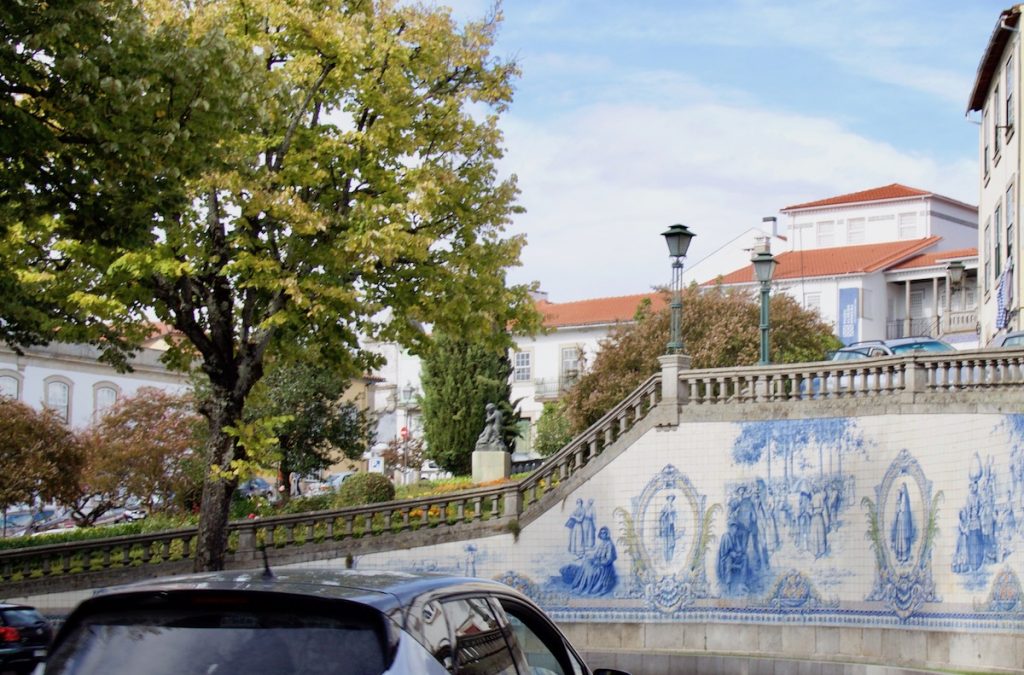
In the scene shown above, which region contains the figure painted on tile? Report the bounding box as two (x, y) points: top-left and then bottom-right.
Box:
(796, 486), (812, 552)
(561, 526), (618, 596)
(810, 488), (829, 558)
(658, 495), (678, 562)
(764, 486), (781, 551)
(717, 520), (747, 594)
(965, 480), (987, 571)
(952, 508), (970, 574)
(582, 498), (597, 551)
(890, 482), (916, 564)
(565, 498), (586, 558)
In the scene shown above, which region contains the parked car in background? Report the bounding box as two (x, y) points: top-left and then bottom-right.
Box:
(44, 569), (630, 675)
(236, 477), (276, 500)
(990, 330), (1024, 348)
(0, 602), (52, 674)
(830, 337), (956, 359)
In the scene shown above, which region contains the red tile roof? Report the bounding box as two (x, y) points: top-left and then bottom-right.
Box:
(782, 184), (932, 211)
(537, 293), (665, 328)
(887, 247), (978, 271)
(711, 237), (942, 285)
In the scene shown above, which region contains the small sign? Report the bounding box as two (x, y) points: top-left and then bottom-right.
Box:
(369, 457), (384, 474)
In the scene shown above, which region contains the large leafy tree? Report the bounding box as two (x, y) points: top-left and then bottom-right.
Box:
(244, 356), (374, 498)
(420, 333), (518, 475)
(67, 388), (205, 525)
(3, 1), (538, 570)
(0, 398), (83, 513)
(1, 0), (258, 362)
(564, 286), (842, 432)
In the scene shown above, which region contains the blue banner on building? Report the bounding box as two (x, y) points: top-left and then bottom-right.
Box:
(838, 288), (859, 345)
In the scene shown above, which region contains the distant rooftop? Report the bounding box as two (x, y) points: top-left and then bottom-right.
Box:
(712, 237), (943, 285)
(781, 183), (975, 212)
(536, 293), (665, 328)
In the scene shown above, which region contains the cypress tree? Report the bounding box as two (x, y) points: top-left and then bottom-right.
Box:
(421, 334), (518, 475)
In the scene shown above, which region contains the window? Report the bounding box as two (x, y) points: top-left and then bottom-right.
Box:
(1008, 182), (1016, 269)
(985, 106), (991, 176)
(443, 598), (517, 675)
(985, 219), (993, 288)
(995, 202), (1003, 277)
(514, 418), (533, 455)
(0, 374), (18, 400)
(45, 378), (71, 423)
(898, 212), (918, 239)
(995, 85), (1003, 156)
(816, 221), (835, 247)
(1008, 54), (1016, 133)
(846, 218), (865, 244)
(804, 293), (821, 313)
(94, 384), (119, 417)
(909, 290), (924, 319)
(560, 346), (580, 385)
(500, 600), (585, 675)
(513, 351), (532, 382)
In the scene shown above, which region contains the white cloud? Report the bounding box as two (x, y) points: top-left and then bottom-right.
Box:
(500, 99), (978, 301)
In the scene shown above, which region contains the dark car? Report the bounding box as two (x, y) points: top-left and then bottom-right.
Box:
(0, 603), (52, 674)
(236, 477), (276, 500)
(43, 568), (629, 675)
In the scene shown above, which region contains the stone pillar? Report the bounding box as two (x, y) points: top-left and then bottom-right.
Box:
(659, 354), (692, 428)
(472, 450), (511, 483)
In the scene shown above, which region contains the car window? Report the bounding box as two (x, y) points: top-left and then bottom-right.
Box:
(2, 608), (45, 626)
(442, 597), (517, 675)
(890, 341), (953, 353)
(46, 599), (391, 675)
(1004, 335), (1024, 347)
(499, 601), (584, 675)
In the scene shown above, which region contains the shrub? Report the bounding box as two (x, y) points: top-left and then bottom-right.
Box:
(336, 473), (395, 507)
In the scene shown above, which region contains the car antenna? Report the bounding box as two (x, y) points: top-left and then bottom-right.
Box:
(259, 544), (275, 580)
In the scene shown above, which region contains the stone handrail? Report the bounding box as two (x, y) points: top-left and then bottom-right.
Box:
(0, 483), (521, 592)
(4, 348), (1024, 595)
(674, 347), (1024, 403)
(517, 373), (662, 508)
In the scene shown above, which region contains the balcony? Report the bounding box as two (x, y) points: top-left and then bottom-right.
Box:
(886, 311), (978, 340)
(533, 372), (579, 400)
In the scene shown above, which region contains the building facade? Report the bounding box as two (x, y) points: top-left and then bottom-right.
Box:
(0, 341), (190, 429)
(715, 185), (979, 347)
(968, 5), (1023, 345)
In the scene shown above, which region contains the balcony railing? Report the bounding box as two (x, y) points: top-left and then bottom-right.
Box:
(886, 317), (940, 339)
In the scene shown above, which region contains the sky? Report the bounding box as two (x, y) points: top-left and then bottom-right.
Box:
(439, 0), (1013, 302)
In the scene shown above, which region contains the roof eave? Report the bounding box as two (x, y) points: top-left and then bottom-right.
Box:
(967, 7), (1021, 113)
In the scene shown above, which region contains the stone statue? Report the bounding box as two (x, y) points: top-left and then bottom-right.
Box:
(475, 403), (508, 452)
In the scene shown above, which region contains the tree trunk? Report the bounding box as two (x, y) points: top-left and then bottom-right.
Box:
(194, 397), (242, 572)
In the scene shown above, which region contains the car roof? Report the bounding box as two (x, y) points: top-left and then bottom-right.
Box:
(88, 568), (522, 616)
(0, 603), (36, 611)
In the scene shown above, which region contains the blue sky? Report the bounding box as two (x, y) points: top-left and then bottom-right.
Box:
(444, 1), (1010, 301)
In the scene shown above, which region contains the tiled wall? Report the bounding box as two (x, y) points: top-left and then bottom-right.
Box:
(358, 413), (1024, 636)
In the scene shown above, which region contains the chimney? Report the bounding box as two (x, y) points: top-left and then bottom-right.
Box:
(762, 216), (778, 238)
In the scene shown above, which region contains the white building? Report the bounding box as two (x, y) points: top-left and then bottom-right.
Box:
(0, 338), (190, 429)
(967, 5), (1022, 344)
(715, 184), (980, 347)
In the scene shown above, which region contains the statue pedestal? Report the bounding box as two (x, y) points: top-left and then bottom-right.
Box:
(472, 450), (511, 484)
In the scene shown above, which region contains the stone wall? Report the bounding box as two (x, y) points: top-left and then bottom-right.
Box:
(345, 403), (1024, 672)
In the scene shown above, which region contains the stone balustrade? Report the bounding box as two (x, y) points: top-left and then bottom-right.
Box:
(4, 348), (1024, 597)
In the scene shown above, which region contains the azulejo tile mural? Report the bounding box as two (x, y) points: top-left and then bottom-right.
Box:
(352, 413), (1024, 632)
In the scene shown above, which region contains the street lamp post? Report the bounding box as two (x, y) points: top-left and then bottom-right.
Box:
(661, 224), (696, 354)
(751, 247), (777, 366)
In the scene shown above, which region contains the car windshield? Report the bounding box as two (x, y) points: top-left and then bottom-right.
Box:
(831, 349), (870, 361)
(47, 605), (389, 675)
(1004, 335), (1024, 347)
(890, 341), (953, 354)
